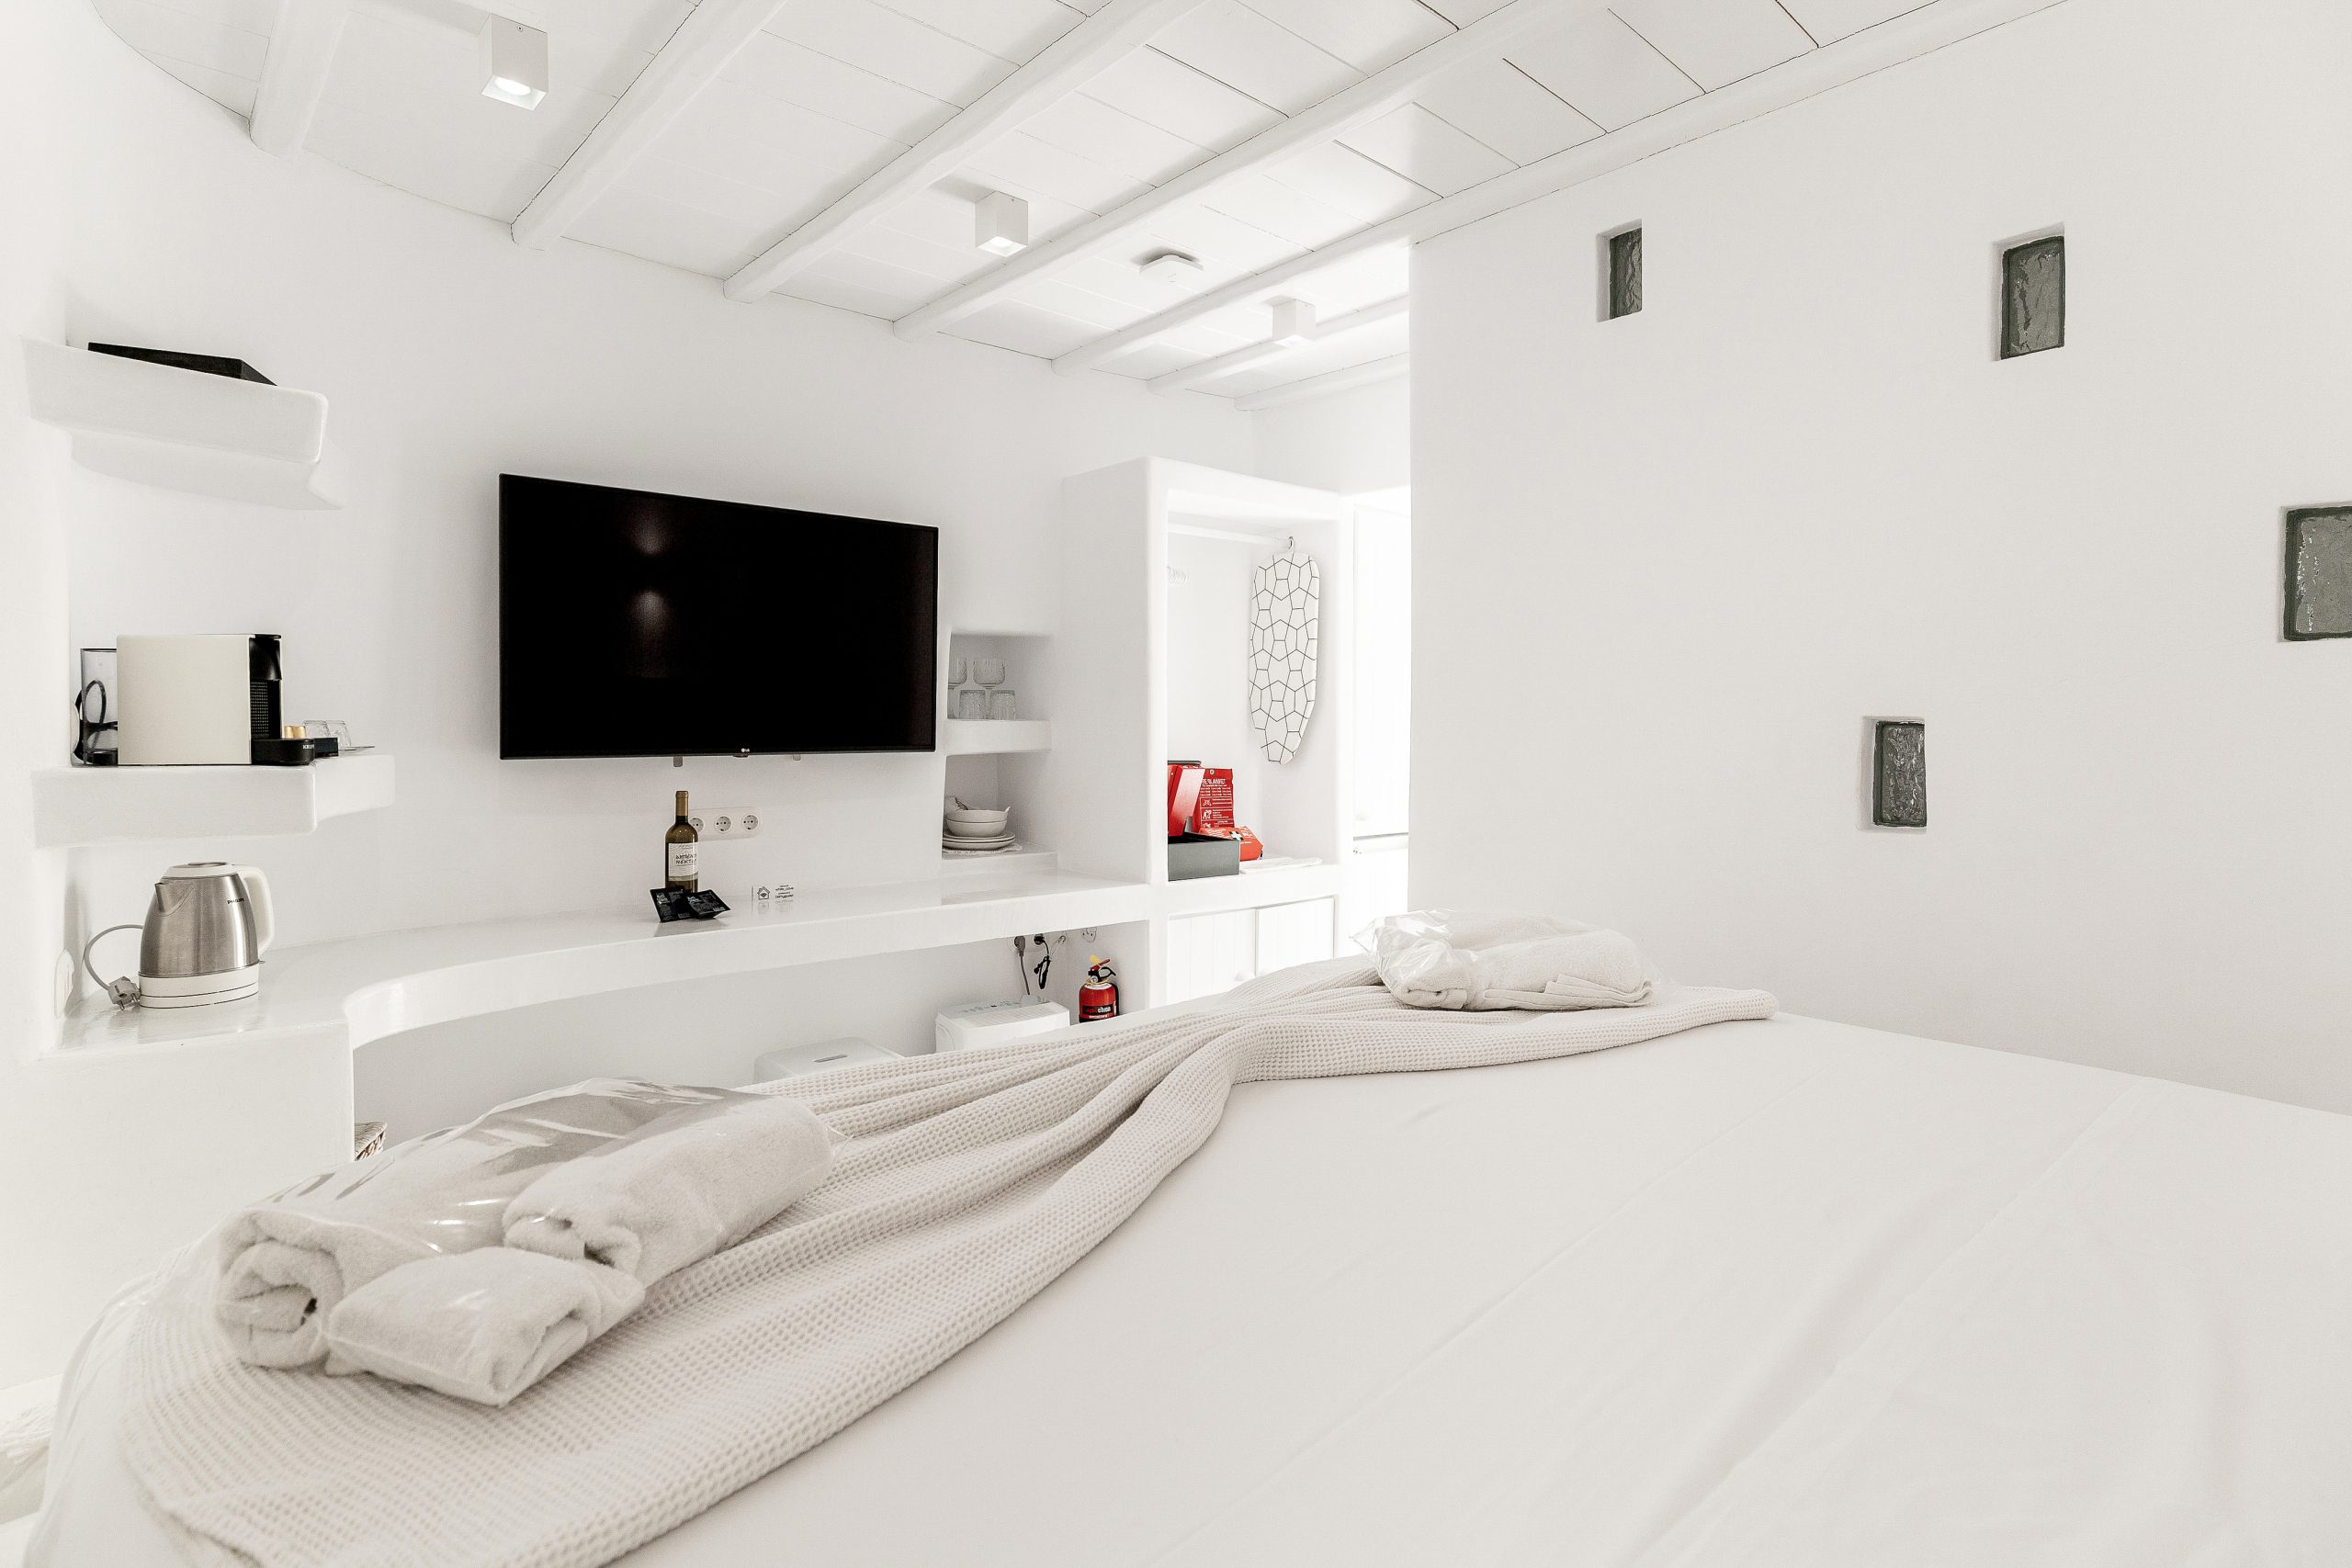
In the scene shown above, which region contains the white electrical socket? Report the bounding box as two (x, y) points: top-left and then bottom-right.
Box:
(684, 807), (761, 839)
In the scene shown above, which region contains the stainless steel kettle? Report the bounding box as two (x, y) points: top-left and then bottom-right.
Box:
(84, 863), (276, 1010)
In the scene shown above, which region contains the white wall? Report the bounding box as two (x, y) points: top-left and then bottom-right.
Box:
(0, 0), (1251, 1381)
(2, 0), (92, 1390)
(1413, 0), (2352, 1113)
(1253, 376), (1408, 497)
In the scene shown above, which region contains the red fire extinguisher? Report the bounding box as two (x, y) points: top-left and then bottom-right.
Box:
(1079, 956), (1119, 1022)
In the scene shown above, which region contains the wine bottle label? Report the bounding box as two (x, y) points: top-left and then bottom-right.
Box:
(667, 842), (699, 880)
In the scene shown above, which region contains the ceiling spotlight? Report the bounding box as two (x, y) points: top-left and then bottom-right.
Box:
(480, 16), (548, 110)
(1139, 251), (1204, 289)
(975, 192), (1030, 257)
(1269, 297), (1317, 347)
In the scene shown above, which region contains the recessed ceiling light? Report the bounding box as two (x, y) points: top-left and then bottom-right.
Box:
(1139, 251), (1204, 288)
(975, 192), (1029, 257)
(480, 17), (548, 110)
(1269, 297), (1317, 347)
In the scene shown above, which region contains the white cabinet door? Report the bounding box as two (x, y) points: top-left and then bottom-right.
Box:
(1163, 910), (1259, 1005)
(1254, 897), (1337, 976)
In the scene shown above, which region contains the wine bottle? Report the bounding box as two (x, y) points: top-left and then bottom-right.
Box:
(664, 790), (699, 891)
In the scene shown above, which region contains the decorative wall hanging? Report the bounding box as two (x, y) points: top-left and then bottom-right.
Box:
(1871, 720), (1928, 829)
(2000, 235), (2064, 357)
(1249, 543), (1319, 763)
(2283, 505), (2352, 640)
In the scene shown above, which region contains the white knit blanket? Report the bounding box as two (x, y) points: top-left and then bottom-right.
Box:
(121, 959), (1776, 1568)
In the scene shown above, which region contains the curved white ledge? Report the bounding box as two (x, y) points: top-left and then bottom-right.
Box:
(55, 868), (1157, 1064)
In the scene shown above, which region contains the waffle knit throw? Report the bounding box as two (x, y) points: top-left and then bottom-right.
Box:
(122, 957), (1777, 1568)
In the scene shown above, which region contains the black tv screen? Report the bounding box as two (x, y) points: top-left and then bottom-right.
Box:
(499, 475), (938, 759)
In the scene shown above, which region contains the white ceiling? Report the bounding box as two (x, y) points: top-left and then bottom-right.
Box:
(92, 0), (1980, 401)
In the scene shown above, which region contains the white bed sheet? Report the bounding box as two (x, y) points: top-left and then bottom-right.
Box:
(36, 1012), (2352, 1566)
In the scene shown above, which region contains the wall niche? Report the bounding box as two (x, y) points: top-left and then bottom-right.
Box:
(1869, 719), (1928, 829)
(2284, 505), (2352, 640)
(1999, 231), (2064, 357)
(1600, 223), (1643, 321)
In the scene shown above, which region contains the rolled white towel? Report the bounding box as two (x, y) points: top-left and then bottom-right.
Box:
(214, 1079), (753, 1368)
(503, 1094), (835, 1285)
(1361, 910), (1654, 1012)
(322, 1248), (644, 1407)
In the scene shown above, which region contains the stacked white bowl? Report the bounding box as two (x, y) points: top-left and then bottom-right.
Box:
(944, 805), (1014, 854)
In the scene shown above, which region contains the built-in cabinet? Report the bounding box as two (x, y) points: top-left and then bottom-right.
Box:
(1051, 458), (1354, 1008)
(1161, 897), (1339, 1005)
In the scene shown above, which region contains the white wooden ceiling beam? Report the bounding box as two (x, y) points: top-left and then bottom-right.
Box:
(1149, 296), (1408, 395)
(248, 0), (352, 156)
(512, 0), (787, 251)
(1233, 355), (1410, 412)
(889, 0), (1610, 342)
(723, 0), (1208, 302)
(1056, 0), (2069, 376)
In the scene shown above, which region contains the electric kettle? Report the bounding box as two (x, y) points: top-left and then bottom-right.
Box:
(83, 863), (275, 1010)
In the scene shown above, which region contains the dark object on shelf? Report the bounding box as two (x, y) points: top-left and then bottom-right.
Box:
(250, 737), (315, 766)
(1168, 832), (1242, 881)
(75, 647), (118, 765)
(650, 886), (731, 923)
(2283, 505), (2352, 640)
(308, 736), (341, 759)
(1607, 226), (1643, 321)
(2000, 236), (2064, 358)
(1872, 721), (1928, 829)
(88, 343), (275, 385)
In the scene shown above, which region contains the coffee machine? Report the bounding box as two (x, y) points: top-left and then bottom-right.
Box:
(115, 633), (309, 765)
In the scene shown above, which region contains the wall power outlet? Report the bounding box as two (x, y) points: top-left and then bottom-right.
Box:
(685, 807), (761, 839)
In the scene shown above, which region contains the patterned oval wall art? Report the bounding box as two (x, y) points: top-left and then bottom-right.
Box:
(1249, 545), (1319, 763)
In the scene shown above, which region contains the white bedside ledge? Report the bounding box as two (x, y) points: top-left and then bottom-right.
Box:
(51, 866), (1156, 1064)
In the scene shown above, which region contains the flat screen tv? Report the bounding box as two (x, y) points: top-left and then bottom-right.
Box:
(499, 475), (938, 759)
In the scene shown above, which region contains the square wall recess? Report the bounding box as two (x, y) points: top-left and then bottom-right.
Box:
(2000, 235), (2064, 357)
(1871, 721), (1928, 829)
(2285, 505), (2352, 639)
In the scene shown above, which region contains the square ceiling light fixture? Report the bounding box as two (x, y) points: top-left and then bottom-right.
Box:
(975, 192), (1030, 257)
(480, 16), (548, 109)
(1269, 297), (1317, 347)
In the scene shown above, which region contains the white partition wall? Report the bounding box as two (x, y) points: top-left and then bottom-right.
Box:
(1055, 459), (1354, 1006)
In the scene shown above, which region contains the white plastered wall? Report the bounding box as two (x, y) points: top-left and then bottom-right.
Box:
(1411, 0), (2352, 1112)
(0, 0), (1255, 1382)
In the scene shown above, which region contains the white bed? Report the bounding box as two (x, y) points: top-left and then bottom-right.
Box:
(36, 1010), (2352, 1566)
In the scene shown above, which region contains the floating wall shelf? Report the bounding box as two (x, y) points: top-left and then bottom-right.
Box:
(33, 753), (394, 849)
(23, 338), (342, 509)
(944, 719), (1051, 756)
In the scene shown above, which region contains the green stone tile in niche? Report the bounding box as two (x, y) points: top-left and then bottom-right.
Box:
(1872, 721), (1927, 829)
(2001, 236), (2064, 357)
(1609, 228), (1643, 320)
(2285, 505), (2352, 639)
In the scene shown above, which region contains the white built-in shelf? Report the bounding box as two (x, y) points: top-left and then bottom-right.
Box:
(32, 753), (394, 849)
(23, 338), (341, 509)
(940, 846), (1057, 877)
(944, 718), (1051, 756)
(1159, 860), (1340, 917)
(52, 863), (1155, 1063)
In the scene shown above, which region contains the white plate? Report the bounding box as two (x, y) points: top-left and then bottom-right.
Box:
(943, 837), (1016, 851)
